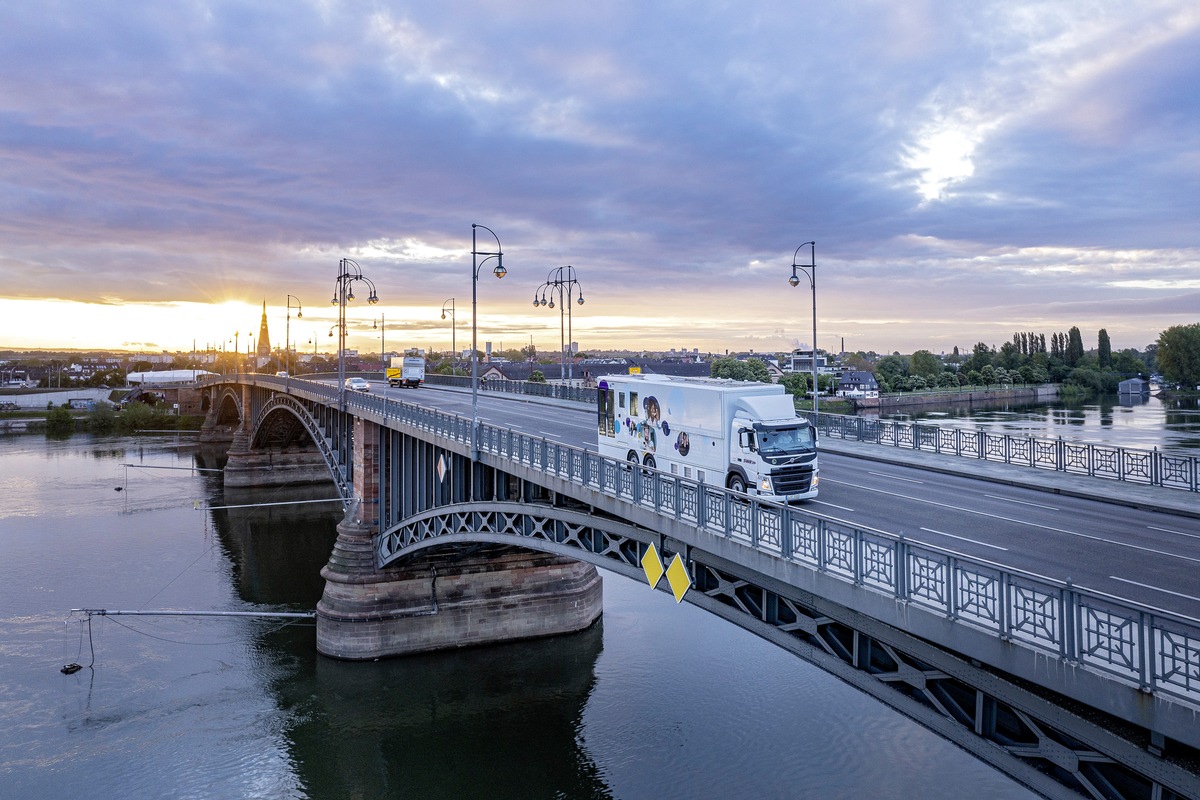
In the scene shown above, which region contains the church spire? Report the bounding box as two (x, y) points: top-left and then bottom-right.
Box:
(257, 300), (271, 362)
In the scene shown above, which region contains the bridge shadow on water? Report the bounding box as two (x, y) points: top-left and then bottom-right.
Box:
(271, 622), (609, 800)
(207, 476), (611, 799)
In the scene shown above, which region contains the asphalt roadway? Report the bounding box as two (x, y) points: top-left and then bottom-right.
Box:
(367, 381), (1200, 619)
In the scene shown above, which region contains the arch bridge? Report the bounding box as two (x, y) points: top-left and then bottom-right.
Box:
(197, 374), (1200, 800)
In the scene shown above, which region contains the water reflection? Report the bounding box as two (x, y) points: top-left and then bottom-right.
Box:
(876, 394), (1200, 450)
(264, 624), (610, 800)
(210, 484), (342, 606)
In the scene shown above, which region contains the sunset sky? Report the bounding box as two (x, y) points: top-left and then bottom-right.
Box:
(2, 2), (1198, 357)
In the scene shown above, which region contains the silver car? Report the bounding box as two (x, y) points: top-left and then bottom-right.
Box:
(344, 377), (371, 392)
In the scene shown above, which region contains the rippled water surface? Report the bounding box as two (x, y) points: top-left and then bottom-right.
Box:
(0, 433), (1037, 799)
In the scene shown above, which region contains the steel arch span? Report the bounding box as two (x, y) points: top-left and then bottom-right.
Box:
(213, 386), (243, 427)
(248, 394), (351, 501)
(377, 502), (1200, 800)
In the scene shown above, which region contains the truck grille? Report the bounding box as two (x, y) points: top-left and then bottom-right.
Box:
(772, 464), (815, 495)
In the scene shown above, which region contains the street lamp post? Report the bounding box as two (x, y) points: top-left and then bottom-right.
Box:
(788, 241), (818, 416)
(471, 224), (507, 457)
(441, 298), (456, 373)
(286, 295), (303, 376)
(373, 314), (386, 381)
(330, 258), (379, 410)
(533, 266), (585, 384)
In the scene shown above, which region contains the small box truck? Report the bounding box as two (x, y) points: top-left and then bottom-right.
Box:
(387, 352), (426, 388)
(596, 374), (818, 501)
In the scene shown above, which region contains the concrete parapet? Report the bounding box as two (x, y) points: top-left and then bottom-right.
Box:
(316, 510), (603, 659)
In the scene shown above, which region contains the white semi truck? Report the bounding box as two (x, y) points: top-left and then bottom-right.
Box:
(387, 352), (426, 388)
(596, 374), (818, 501)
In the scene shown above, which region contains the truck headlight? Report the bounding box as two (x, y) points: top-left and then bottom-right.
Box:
(759, 476), (773, 493)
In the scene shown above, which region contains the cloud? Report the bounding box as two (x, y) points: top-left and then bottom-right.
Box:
(0, 1), (1197, 355)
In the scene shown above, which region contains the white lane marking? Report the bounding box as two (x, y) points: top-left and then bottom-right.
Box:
(984, 494), (1059, 510)
(1148, 525), (1200, 541)
(868, 470), (923, 484)
(920, 527), (1009, 551)
(1109, 576), (1200, 605)
(812, 500), (855, 511)
(830, 478), (1200, 565)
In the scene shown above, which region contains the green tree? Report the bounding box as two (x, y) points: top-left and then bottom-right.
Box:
(997, 341), (1025, 370)
(842, 352), (873, 372)
(117, 401), (168, 432)
(1097, 329), (1112, 369)
(1156, 323), (1200, 388)
(1065, 327), (1085, 367)
(779, 373), (808, 397)
(874, 355), (909, 386)
(1112, 349), (1144, 375)
(962, 342), (993, 373)
(909, 350), (941, 379)
(87, 403), (116, 433)
(45, 406), (75, 436)
(529, 370), (546, 383)
(710, 357), (770, 383)
(980, 365), (996, 387)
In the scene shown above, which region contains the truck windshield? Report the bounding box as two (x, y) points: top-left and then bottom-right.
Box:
(756, 425), (814, 455)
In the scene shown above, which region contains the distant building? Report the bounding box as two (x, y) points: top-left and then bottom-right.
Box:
(1118, 378), (1149, 395)
(257, 300), (272, 366)
(837, 371), (880, 399)
(788, 349), (833, 375)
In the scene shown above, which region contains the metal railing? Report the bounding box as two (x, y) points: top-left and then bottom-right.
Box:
(813, 413), (1199, 492)
(423, 372), (597, 403)
(211, 374), (1200, 707)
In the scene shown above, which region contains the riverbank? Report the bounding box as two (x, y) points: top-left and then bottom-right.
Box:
(850, 384), (1058, 412)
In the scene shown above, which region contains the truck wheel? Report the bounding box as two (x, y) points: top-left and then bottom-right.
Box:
(626, 451), (639, 464)
(728, 474), (747, 494)
(643, 455), (656, 469)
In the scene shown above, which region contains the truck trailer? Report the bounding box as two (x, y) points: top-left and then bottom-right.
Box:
(387, 353), (426, 388)
(596, 374), (818, 502)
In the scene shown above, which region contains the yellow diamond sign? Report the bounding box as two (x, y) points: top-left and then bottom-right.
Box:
(665, 553), (691, 603)
(641, 543), (665, 590)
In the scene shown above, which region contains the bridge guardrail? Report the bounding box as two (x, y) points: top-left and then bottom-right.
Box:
(423, 372), (596, 403)
(211, 374), (1200, 707)
(811, 412), (1199, 493)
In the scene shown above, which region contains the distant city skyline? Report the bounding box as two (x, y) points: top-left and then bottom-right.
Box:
(2, 3), (1196, 356)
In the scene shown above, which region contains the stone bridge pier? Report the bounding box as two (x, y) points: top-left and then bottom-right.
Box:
(313, 417), (603, 660)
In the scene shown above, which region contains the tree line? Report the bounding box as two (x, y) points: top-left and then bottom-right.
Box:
(835, 322), (1198, 396)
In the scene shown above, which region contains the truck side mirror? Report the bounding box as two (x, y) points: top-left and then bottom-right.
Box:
(738, 428), (755, 451)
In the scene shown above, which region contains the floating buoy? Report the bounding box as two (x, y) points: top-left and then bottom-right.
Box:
(61, 663), (82, 674)
(114, 487), (124, 492)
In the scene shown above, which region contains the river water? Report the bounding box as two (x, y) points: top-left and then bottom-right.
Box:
(0, 433), (1037, 799)
(879, 393), (1200, 452)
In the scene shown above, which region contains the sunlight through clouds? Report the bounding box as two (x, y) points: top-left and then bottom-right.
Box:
(1, 1), (1196, 355)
